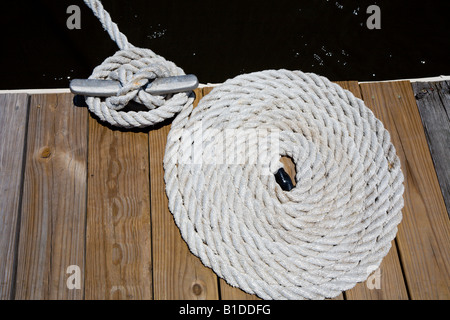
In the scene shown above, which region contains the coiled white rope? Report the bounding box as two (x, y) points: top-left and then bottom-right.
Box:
(164, 70), (404, 299)
(84, 1), (404, 299)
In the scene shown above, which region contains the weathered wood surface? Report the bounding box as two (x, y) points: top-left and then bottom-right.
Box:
(0, 78), (449, 300)
(411, 81), (450, 217)
(0, 93), (29, 299)
(85, 114), (152, 300)
(14, 93), (88, 299)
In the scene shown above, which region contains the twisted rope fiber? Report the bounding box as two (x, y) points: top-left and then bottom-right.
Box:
(164, 70), (404, 299)
(83, 0), (194, 128)
(83, 1), (404, 299)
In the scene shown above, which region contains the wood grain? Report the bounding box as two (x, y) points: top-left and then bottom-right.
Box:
(150, 88), (219, 299)
(335, 81), (408, 300)
(411, 81), (450, 216)
(14, 94), (88, 299)
(359, 81), (450, 299)
(0, 94), (29, 299)
(4, 78), (450, 300)
(85, 115), (152, 300)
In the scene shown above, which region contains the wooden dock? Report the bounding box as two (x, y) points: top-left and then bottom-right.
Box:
(0, 79), (449, 300)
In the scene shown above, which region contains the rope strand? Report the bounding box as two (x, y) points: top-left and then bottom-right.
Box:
(83, 0), (132, 50)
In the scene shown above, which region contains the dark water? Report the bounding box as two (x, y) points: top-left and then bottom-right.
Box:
(1, 0), (449, 89)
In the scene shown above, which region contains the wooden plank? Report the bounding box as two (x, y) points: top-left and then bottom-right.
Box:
(150, 88), (219, 299)
(335, 81), (362, 99)
(85, 114), (152, 299)
(0, 93), (29, 299)
(359, 81), (450, 299)
(411, 81), (450, 216)
(14, 93), (88, 299)
(335, 81), (408, 300)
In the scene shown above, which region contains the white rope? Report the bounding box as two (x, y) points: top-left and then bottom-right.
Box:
(83, 0), (194, 128)
(164, 70), (404, 300)
(83, 1), (404, 299)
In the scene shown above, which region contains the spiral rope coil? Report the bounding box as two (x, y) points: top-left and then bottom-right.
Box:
(164, 70), (404, 299)
(83, 0), (404, 299)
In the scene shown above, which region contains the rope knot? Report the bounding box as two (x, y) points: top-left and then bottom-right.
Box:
(85, 47), (195, 128)
(107, 59), (172, 111)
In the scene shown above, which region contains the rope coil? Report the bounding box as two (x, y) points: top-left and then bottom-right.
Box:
(164, 70), (404, 299)
(83, 0), (404, 299)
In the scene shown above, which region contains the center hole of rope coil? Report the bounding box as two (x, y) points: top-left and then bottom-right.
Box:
(275, 156), (297, 191)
